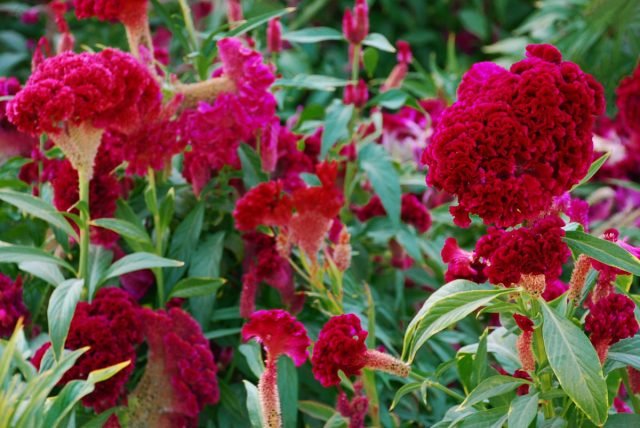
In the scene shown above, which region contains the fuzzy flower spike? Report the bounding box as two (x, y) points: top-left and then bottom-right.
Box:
(7, 49), (161, 179)
(242, 310), (311, 428)
(311, 314), (410, 388)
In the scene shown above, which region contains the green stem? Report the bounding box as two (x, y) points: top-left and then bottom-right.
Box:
(178, 0), (199, 51)
(77, 169), (90, 283)
(533, 323), (554, 417)
(351, 44), (361, 81)
(148, 169), (165, 307)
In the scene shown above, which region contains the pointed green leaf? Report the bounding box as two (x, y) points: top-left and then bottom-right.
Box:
(48, 279), (84, 360)
(564, 230), (640, 276)
(169, 277), (225, 299)
(460, 375), (528, 408)
(283, 27), (343, 43)
(0, 244), (74, 272)
(321, 100), (354, 158)
(508, 393), (539, 428)
(358, 143), (401, 228)
(540, 300), (608, 425)
(101, 252), (183, 282)
(362, 33), (396, 52)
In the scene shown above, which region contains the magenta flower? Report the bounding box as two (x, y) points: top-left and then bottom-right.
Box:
(342, 0), (369, 45)
(242, 310), (310, 428)
(441, 238), (487, 284)
(0, 275), (29, 338)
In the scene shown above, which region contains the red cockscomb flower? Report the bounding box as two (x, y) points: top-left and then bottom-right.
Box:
(32, 288), (143, 412)
(233, 181), (292, 231)
(128, 307), (219, 426)
(475, 215), (570, 287)
(585, 293), (639, 363)
(441, 237), (488, 283)
(242, 310), (310, 428)
(422, 44), (604, 228)
(0, 275), (29, 338)
(513, 314), (535, 371)
(311, 314), (409, 388)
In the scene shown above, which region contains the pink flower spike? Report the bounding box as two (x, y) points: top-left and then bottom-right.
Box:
(396, 40), (412, 64)
(242, 309), (310, 366)
(342, 0), (369, 45)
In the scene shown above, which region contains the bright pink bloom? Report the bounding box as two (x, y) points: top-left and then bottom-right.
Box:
(21, 7), (40, 24)
(441, 238), (487, 283)
(342, 0), (369, 45)
(312, 314), (368, 387)
(0, 275), (29, 338)
(227, 0), (243, 23)
(233, 181), (293, 231)
(616, 63), (640, 135)
(267, 18), (283, 53)
(475, 215), (570, 287)
(8, 49), (160, 136)
(422, 44), (604, 227)
(396, 40), (412, 64)
(183, 38), (276, 193)
(132, 307), (219, 425)
(32, 288), (143, 412)
(344, 80), (369, 108)
(585, 293), (639, 362)
(542, 279), (568, 301)
(242, 309), (310, 366)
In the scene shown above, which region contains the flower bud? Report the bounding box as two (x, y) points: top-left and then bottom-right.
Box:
(396, 40), (412, 64)
(342, 0), (369, 45)
(344, 79), (369, 108)
(267, 17), (283, 53)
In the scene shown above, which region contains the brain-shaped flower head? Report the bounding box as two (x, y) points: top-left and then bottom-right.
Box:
(74, 0), (148, 27)
(8, 49), (160, 136)
(422, 44), (604, 227)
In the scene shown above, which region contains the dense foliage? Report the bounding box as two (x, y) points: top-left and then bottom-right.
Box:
(0, 1), (640, 427)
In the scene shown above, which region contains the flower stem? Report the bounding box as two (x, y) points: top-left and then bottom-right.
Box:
(351, 44), (361, 81)
(77, 168), (90, 283)
(147, 169), (165, 307)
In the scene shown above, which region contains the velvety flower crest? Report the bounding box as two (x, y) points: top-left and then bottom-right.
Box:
(0, 275), (29, 338)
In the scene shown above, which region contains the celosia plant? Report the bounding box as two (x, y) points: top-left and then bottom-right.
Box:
(0, 1), (639, 427)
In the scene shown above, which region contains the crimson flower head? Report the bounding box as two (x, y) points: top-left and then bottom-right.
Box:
(130, 307), (219, 426)
(422, 44), (604, 227)
(32, 288), (143, 412)
(233, 181), (293, 231)
(441, 238), (487, 283)
(342, 0), (369, 45)
(74, 0), (148, 27)
(513, 314), (534, 333)
(312, 314), (368, 387)
(0, 275), (29, 338)
(475, 215), (570, 287)
(585, 293), (639, 362)
(8, 49), (161, 136)
(242, 309), (310, 366)
(616, 62), (640, 135)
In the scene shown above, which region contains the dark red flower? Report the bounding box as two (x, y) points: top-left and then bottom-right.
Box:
(616, 63), (640, 135)
(422, 44), (604, 227)
(233, 181), (293, 231)
(585, 293), (639, 362)
(311, 314), (368, 387)
(441, 237), (488, 283)
(0, 275), (29, 338)
(475, 215), (570, 286)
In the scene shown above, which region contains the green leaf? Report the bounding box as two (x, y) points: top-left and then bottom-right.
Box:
(362, 33), (396, 52)
(87, 245), (113, 299)
(48, 279), (84, 360)
(368, 89), (408, 110)
(540, 300), (608, 425)
(571, 151), (610, 191)
(243, 380), (264, 428)
(91, 218), (153, 247)
(403, 280), (511, 363)
(298, 400), (337, 422)
(563, 230), (640, 276)
(0, 189), (78, 240)
(238, 144), (268, 189)
(0, 244), (74, 272)
(101, 252), (183, 282)
(224, 8), (294, 39)
(321, 100), (354, 158)
(458, 406), (508, 428)
(390, 382), (423, 410)
(188, 231), (225, 327)
(282, 27), (343, 43)
(169, 277), (225, 298)
(604, 335), (640, 374)
(278, 357), (298, 428)
(239, 342), (266, 379)
(274, 75), (350, 91)
(507, 393), (539, 428)
(459, 9), (489, 40)
(605, 414), (640, 428)
(460, 375), (528, 408)
(358, 143), (401, 228)
(362, 47), (379, 77)
(165, 202), (205, 287)
(18, 261), (64, 287)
